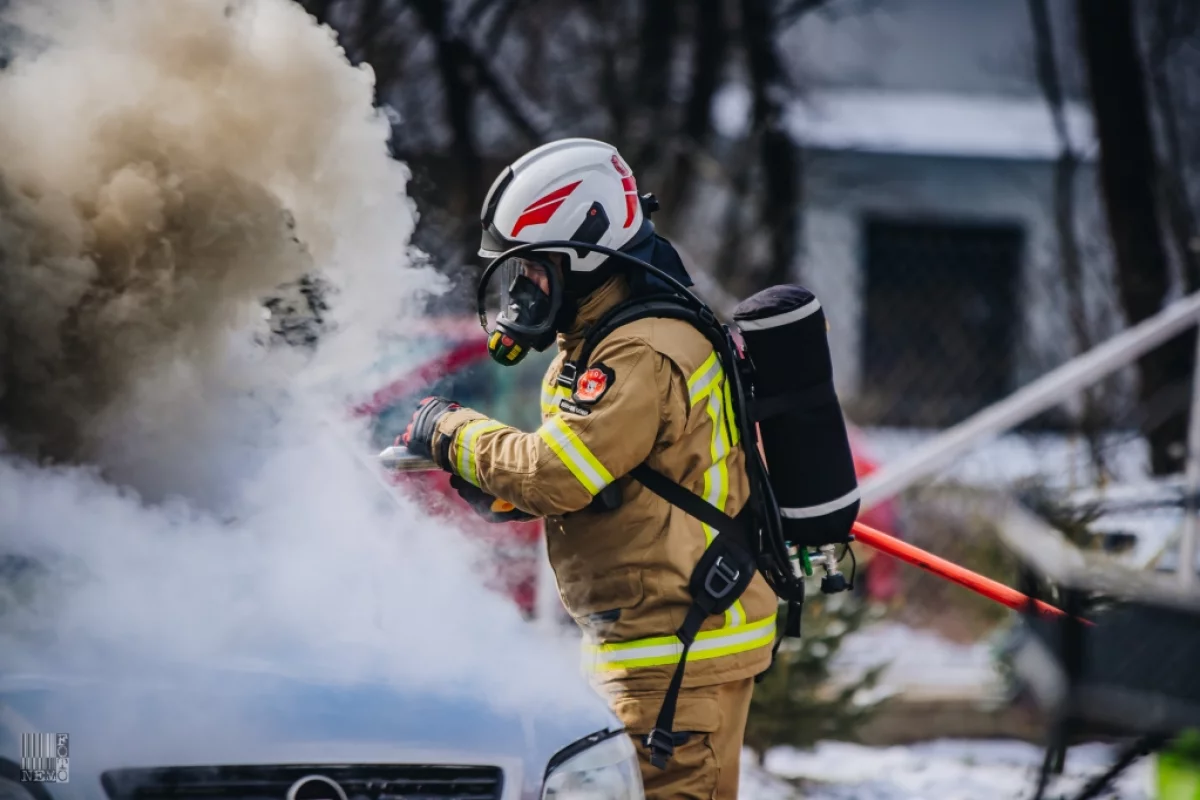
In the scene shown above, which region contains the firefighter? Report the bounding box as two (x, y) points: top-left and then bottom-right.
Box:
(402, 138), (777, 800)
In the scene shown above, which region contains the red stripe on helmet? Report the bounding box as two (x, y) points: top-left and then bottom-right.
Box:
(620, 177), (638, 228)
(510, 180), (582, 237)
(523, 180), (582, 212)
(612, 155), (639, 228)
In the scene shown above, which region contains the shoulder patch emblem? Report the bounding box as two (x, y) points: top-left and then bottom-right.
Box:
(574, 363), (615, 405)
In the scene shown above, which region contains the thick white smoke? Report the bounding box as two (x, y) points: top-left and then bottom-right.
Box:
(0, 0), (594, 750)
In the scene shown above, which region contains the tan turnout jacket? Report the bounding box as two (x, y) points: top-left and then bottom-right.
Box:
(433, 276), (777, 694)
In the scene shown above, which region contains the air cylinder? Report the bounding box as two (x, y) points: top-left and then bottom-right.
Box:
(733, 285), (860, 547)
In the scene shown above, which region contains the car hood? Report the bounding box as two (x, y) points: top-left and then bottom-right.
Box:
(0, 667), (620, 800)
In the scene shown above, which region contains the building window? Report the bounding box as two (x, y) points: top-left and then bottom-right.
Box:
(858, 216), (1024, 427)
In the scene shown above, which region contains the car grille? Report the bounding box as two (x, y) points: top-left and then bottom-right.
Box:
(101, 764), (504, 800)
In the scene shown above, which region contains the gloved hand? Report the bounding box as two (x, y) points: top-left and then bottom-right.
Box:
(401, 396), (461, 468)
(449, 475), (536, 523)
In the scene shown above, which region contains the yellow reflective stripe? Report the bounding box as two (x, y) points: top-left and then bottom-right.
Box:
(583, 613), (777, 671)
(700, 388), (729, 547)
(707, 386), (731, 464)
(722, 378), (740, 446)
(540, 383), (572, 417)
(454, 420), (506, 487)
(700, 383), (743, 626)
(537, 416), (614, 495)
(687, 352), (722, 406)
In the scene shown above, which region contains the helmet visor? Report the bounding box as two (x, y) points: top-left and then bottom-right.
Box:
(481, 255), (562, 338)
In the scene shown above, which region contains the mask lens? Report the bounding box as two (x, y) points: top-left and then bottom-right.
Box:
(483, 256), (557, 334)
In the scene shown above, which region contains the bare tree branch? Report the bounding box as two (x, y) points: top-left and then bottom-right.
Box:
(1029, 0), (1107, 476)
(775, 0), (831, 29)
(585, 2), (628, 147)
(483, 0), (523, 46)
(1077, 0), (1190, 475)
(461, 0), (500, 29)
(714, 139), (758, 291)
(458, 36), (545, 143)
(298, 0), (338, 24)
(662, 0), (728, 214)
(742, 0), (801, 289)
(356, 0), (408, 101)
(409, 0), (482, 219)
(1147, 0), (1200, 292)
(629, 1), (680, 169)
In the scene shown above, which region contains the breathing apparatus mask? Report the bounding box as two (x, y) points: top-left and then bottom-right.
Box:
(478, 253), (566, 365)
(476, 205), (686, 366)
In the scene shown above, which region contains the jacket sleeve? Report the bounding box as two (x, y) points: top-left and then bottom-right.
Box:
(432, 334), (681, 517)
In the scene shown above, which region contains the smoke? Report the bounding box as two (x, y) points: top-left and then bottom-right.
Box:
(0, 0), (595, 750)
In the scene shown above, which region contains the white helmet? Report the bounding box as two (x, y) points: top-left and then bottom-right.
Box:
(479, 138), (653, 273)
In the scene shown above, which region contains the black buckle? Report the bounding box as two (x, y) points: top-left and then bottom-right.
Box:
(556, 362), (577, 390)
(644, 728), (675, 770)
(703, 556), (740, 600)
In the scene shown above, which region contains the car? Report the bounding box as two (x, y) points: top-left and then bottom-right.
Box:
(0, 667), (644, 800)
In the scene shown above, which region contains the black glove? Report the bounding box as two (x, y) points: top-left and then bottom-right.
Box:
(449, 475), (536, 523)
(401, 396), (461, 468)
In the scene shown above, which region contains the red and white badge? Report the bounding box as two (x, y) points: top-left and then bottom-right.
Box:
(574, 364), (615, 404)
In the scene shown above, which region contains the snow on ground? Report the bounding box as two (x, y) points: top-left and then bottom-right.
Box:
(743, 740), (1155, 799)
(742, 625), (1158, 799)
(768, 431), (1166, 799)
(861, 427), (1198, 573)
(831, 622), (1002, 699)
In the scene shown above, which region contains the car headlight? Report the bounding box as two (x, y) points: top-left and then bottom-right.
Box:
(542, 730), (644, 800)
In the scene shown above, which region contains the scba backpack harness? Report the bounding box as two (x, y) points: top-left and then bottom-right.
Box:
(484, 241), (862, 770)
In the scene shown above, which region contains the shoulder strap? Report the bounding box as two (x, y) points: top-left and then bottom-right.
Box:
(629, 464), (762, 768)
(629, 464), (748, 541)
(628, 463), (803, 769)
(570, 301), (797, 769)
(569, 294), (710, 380)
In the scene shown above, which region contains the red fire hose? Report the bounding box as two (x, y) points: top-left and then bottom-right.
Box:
(851, 520), (1070, 619)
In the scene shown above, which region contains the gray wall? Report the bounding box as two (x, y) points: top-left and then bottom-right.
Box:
(798, 149), (1123, 407)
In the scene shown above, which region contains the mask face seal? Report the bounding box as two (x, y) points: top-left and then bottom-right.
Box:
(480, 254), (563, 365)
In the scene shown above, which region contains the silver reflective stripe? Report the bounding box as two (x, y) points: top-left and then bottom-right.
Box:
(736, 298), (822, 331)
(780, 486), (860, 519)
(537, 417), (613, 495)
